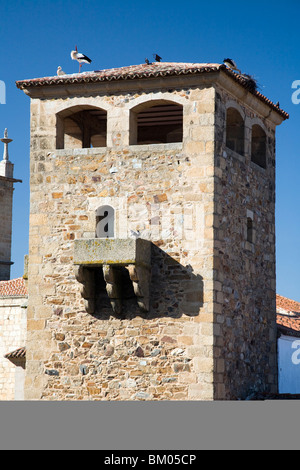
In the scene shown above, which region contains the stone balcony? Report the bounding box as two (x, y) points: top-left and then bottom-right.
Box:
(73, 238), (152, 315)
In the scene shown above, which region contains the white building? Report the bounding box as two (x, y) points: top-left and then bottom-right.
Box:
(277, 294), (300, 395)
(0, 277), (27, 400)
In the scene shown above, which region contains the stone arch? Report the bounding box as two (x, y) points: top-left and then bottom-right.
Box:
(56, 104), (108, 149)
(249, 116), (268, 135)
(128, 92), (187, 110)
(129, 95), (185, 145)
(225, 100), (246, 120)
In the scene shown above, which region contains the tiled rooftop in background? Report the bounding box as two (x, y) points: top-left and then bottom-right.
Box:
(0, 277), (27, 297)
(277, 314), (300, 337)
(276, 294), (300, 338)
(276, 294), (300, 315)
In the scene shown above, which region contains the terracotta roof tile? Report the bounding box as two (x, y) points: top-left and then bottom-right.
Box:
(4, 346), (26, 359)
(277, 314), (300, 336)
(15, 62), (224, 88)
(15, 62), (289, 119)
(276, 294), (300, 315)
(276, 294), (300, 337)
(0, 277), (28, 297)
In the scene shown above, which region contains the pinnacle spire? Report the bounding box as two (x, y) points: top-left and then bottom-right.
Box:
(0, 128), (14, 178)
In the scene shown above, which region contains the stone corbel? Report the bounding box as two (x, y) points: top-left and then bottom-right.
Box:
(73, 238), (152, 315)
(74, 265), (96, 315)
(126, 264), (150, 312)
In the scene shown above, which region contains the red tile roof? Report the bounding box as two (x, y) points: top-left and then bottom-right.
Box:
(0, 277), (28, 297)
(276, 294), (300, 315)
(16, 62), (219, 87)
(276, 294), (300, 337)
(15, 62), (289, 120)
(4, 346), (26, 360)
(277, 315), (300, 337)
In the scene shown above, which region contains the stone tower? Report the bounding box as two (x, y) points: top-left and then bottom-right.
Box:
(0, 130), (21, 281)
(16, 62), (288, 400)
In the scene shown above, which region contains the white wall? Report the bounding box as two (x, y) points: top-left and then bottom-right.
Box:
(278, 335), (300, 394)
(0, 296), (27, 400)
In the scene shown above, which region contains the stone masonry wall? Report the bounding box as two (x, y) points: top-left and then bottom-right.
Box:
(23, 73), (283, 401)
(25, 85), (217, 400)
(212, 88), (278, 399)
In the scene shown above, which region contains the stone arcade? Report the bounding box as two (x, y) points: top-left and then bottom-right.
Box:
(16, 62), (288, 400)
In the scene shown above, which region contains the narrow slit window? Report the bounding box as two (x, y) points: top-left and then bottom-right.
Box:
(247, 217), (253, 244)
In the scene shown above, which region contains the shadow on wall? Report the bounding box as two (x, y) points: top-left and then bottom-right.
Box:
(85, 243), (203, 320)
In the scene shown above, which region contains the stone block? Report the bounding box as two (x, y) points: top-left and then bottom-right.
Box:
(73, 238), (151, 268)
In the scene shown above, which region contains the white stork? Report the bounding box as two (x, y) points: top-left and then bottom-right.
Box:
(57, 66), (66, 76)
(71, 46), (92, 72)
(223, 58), (241, 74)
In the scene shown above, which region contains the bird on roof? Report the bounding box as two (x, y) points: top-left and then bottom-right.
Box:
(71, 46), (92, 72)
(276, 101), (280, 108)
(153, 54), (162, 62)
(223, 58), (241, 74)
(57, 66), (66, 76)
(145, 58), (150, 65)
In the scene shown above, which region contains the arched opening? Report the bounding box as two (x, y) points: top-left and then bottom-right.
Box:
(226, 107), (245, 155)
(56, 106), (107, 149)
(96, 205), (115, 238)
(130, 100), (183, 145)
(251, 124), (267, 169)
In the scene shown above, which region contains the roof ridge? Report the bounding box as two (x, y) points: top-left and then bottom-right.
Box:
(15, 62), (289, 119)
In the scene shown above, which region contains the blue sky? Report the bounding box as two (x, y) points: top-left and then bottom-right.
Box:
(1, 0), (299, 301)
